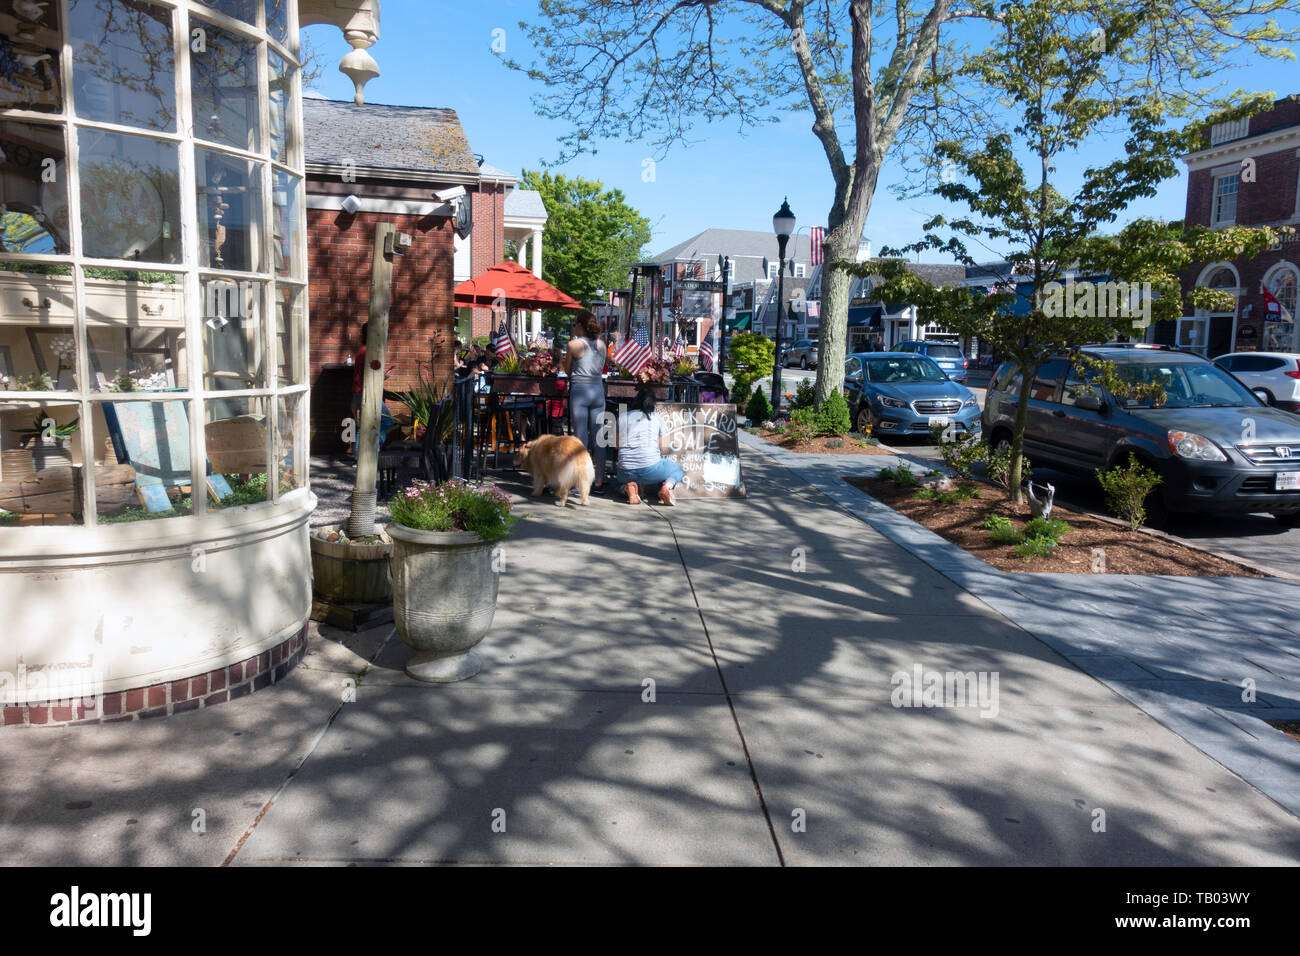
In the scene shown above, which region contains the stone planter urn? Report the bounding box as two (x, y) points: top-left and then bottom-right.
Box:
(387, 523), (500, 682)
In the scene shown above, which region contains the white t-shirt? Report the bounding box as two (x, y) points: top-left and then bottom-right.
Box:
(619, 410), (666, 470)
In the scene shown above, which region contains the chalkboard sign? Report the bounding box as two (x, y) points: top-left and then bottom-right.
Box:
(657, 403), (746, 498)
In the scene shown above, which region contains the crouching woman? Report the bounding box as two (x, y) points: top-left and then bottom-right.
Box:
(617, 385), (684, 505)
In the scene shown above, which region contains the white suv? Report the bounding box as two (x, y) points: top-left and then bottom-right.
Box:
(1213, 352), (1300, 414)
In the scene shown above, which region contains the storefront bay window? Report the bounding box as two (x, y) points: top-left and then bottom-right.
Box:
(0, 0), (336, 720)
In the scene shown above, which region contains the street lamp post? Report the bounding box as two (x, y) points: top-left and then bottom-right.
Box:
(771, 198), (795, 410)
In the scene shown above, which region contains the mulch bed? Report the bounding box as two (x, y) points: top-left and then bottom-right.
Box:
(844, 475), (1269, 577)
(1270, 721), (1300, 744)
(748, 426), (894, 455)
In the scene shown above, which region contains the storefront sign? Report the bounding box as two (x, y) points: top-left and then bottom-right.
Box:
(658, 403), (746, 498)
(675, 278), (725, 292)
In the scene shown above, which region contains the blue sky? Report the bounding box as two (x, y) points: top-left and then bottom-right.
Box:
(304, 2), (1300, 264)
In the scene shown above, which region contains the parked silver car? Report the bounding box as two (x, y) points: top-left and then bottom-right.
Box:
(782, 339), (819, 369)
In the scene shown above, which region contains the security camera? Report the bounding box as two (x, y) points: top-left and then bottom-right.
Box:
(434, 185), (466, 203)
(340, 194), (361, 215)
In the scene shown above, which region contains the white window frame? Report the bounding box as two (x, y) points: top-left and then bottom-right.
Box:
(767, 263), (778, 279)
(1211, 164), (1240, 228)
(0, 0), (308, 530)
(794, 263), (806, 278)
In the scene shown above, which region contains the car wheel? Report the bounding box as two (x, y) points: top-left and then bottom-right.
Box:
(990, 431), (1012, 454)
(1259, 388), (1276, 406)
(855, 407), (875, 435)
(1273, 512), (1300, 526)
(800, 357), (809, 370)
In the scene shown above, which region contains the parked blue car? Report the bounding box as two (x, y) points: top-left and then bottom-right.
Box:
(843, 352), (981, 438)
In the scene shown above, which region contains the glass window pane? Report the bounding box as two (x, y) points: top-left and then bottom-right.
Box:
(197, 0), (258, 26)
(94, 397), (193, 523)
(0, 2), (62, 113)
(69, 0), (176, 132)
(77, 128), (181, 263)
(274, 283), (303, 385)
(83, 268), (187, 392)
(202, 276), (264, 392)
(268, 50), (295, 165)
(195, 148), (263, 272)
(265, 0), (292, 49)
(0, 119), (70, 253)
(0, 400), (81, 526)
(0, 262), (73, 393)
(271, 169), (299, 278)
(275, 391), (300, 494)
(190, 17), (260, 153)
(203, 395), (269, 511)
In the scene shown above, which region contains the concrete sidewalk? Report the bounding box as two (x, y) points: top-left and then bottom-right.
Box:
(0, 452), (1296, 865)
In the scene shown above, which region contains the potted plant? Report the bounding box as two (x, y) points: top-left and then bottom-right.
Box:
(386, 478), (517, 682)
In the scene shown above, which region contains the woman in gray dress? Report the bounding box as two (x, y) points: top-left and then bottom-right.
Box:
(562, 312), (609, 489)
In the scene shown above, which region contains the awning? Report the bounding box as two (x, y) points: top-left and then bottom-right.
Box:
(847, 305), (882, 328)
(727, 312), (751, 330)
(453, 261), (583, 311)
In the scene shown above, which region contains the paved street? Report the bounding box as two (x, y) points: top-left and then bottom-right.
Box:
(0, 448), (1296, 865)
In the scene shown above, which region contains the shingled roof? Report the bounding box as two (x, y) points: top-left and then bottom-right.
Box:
(303, 98), (480, 178)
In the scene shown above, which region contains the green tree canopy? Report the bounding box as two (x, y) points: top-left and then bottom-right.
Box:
(520, 170), (651, 307)
(504, 0), (1300, 409)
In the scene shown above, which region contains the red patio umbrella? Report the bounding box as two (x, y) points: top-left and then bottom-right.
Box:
(453, 261), (584, 311)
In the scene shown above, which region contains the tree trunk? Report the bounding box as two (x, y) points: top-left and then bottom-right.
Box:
(813, 208), (871, 408)
(347, 222), (395, 539)
(1008, 381), (1032, 505)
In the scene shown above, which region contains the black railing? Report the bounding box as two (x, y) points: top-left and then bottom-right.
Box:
(450, 373), (476, 479)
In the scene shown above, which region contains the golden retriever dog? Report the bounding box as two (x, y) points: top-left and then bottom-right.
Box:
(517, 435), (595, 507)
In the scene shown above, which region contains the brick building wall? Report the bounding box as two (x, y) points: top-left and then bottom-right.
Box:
(468, 182), (506, 337)
(1175, 96), (1300, 354)
(307, 207), (457, 451)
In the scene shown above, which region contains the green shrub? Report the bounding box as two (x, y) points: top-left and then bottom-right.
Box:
(725, 332), (776, 399)
(793, 378), (816, 410)
(914, 487), (938, 500)
(730, 379), (751, 409)
(1014, 536), (1058, 561)
(815, 388), (851, 436)
(745, 388), (774, 424)
(982, 514), (1020, 544)
(825, 438), (845, 449)
(985, 446), (1031, 489)
(937, 434), (988, 480)
(877, 463), (919, 487)
(1096, 453), (1162, 529)
(1024, 516), (1071, 543)
(785, 409), (816, 445)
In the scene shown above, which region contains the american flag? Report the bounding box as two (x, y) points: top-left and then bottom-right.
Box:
(611, 336), (652, 375)
(673, 336), (686, 358)
(811, 226), (825, 266)
(632, 323), (650, 347)
(807, 300), (820, 319)
(491, 318), (516, 359)
(698, 337), (715, 371)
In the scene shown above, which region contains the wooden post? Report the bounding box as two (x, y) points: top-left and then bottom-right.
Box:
(347, 221), (395, 539)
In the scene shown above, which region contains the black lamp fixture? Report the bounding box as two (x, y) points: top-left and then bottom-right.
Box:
(771, 198), (795, 409)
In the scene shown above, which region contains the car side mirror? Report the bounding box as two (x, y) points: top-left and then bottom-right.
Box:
(1253, 388), (1271, 404)
(1075, 392), (1105, 412)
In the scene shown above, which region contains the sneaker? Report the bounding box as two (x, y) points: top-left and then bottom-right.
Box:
(658, 484), (676, 507)
(625, 482), (640, 505)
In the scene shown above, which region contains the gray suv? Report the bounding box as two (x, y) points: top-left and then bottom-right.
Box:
(982, 347), (1300, 522)
(892, 340), (968, 383)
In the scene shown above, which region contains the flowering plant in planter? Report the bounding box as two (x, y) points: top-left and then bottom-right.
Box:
(630, 356), (672, 384)
(671, 358), (696, 377)
(520, 349), (558, 376)
(388, 478), (516, 541)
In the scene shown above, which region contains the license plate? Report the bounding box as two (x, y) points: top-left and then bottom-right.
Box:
(928, 416), (950, 426)
(1277, 472), (1300, 490)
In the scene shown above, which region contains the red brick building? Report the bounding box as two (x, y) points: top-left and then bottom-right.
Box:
(303, 98), (484, 451)
(1172, 95), (1300, 356)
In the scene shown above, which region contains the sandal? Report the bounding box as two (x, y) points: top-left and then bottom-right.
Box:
(625, 482), (641, 505)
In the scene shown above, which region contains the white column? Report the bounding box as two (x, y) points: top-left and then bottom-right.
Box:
(531, 230), (543, 337)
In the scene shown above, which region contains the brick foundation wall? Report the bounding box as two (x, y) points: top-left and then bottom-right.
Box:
(307, 207), (458, 451)
(2, 626), (309, 728)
